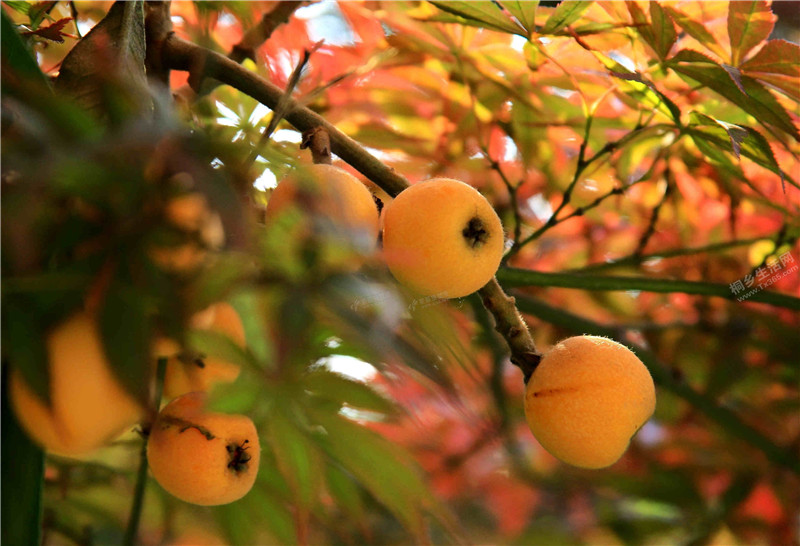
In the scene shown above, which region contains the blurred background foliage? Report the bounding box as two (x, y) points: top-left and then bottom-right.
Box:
(2, 1), (799, 545)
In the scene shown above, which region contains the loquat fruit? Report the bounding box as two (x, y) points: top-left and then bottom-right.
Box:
(524, 335), (656, 469)
(264, 164), (380, 260)
(8, 312), (144, 456)
(147, 392), (260, 506)
(382, 178), (504, 298)
(157, 302), (246, 399)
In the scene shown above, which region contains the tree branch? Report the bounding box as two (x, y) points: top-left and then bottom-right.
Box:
(160, 35), (542, 377)
(163, 34), (410, 197)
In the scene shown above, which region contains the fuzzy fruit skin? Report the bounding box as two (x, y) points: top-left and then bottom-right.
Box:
(265, 164), (380, 249)
(382, 178), (504, 298)
(8, 312), (144, 456)
(524, 336), (656, 469)
(159, 302), (246, 399)
(147, 392), (260, 506)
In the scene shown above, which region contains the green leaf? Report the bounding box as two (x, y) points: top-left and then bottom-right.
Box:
(496, 267), (800, 310)
(55, 0), (148, 116)
(2, 373), (45, 546)
(2, 1), (31, 15)
(499, 0), (538, 36)
(649, 2), (676, 60)
(1, 297), (51, 402)
(186, 327), (258, 373)
(627, 1), (676, 60)
(593, 52), (681, 123)
(687, 112), (790, 190)
(668, 49), (799, 141)
(429, 1), (526, 35)
(267, 408), (322, 509)
(1, 8), (50, 90)
(304, 368), (397, 415)
(325, 464), (366, 526)
(540, 0), (591, 34)
(309, 409), (435, 538)
(99, 280), (151, 404)
(728, 0), (775, 67)
(741, 39), (800, 102)
(246, 487), (297, 545)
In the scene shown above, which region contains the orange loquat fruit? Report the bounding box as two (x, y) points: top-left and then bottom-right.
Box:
(147, 392), (260, 505)
(524, 335), (656, 469)
(382, 178), (504, 298)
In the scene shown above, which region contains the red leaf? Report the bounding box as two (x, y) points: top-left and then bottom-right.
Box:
(741, 39), (800, 101)
(22, 17), (72, 43)
(728, 0), (775, 66)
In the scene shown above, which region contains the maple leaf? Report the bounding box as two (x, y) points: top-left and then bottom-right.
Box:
(22, 17), (73, 43)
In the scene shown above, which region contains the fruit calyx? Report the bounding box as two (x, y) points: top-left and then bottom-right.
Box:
(226, 439), (252, 473)
(462, 216), (489, 248)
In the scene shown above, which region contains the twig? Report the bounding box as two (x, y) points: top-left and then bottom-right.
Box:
(244, 45), (317, 170)
(634, 165), (672, 257)
(69, 1), (81, 38)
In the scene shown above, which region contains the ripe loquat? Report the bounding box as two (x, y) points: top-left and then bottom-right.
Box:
(524, 335), (656, 469)
(264, 164), (381, 263)
(147, 392), (260, 506)
(8, 312), (144, 456)
(157, 302), (246, 399)
(382, 178), (504, 298)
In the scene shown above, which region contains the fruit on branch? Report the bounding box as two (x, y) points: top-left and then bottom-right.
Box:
(147, 392), (260, 506)
(524, 335), (656, 469)
(149, 190), (225, 273)
(157, 302), (246, 399)
(8, 312), (143, 456)
(264, 164), (381, 265)
(382, 178), (504, 298)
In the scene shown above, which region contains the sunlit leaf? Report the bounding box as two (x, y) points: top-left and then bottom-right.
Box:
(593, 51), (681, 123)
(540, 0), (591, 34)
(1, 8), (50, 90)
(662, 5), (727, 60)
(429, 1), (526, 36)
(304, 368), (396, 415)
(727, 0), (775, 67)
(740, 39), (800, 102)
(669, 49), (799, 141)
(500, 0), (538, 36)
(627, 1), (676, 60)
(688, 112), (788, 188)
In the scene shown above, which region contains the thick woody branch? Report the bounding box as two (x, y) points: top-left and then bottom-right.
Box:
(160, 34), (542, 376)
